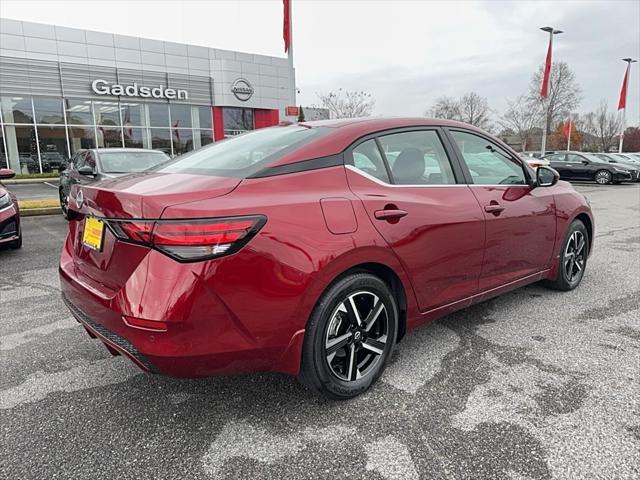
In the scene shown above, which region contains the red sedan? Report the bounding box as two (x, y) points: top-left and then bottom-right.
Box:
(0, 169), (22, 249)
(60, 118), (593, 399)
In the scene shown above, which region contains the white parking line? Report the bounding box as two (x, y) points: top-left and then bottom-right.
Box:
(44, 182), (58, 189)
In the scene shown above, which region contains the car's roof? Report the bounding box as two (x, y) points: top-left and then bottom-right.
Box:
(301, 116), (471, 130)
(90, 148), (166, 153)
(269, 117), (492, 168)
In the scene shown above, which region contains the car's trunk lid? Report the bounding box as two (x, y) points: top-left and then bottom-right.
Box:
(68, 172), (240, 291)
(76, 171), (241, 219)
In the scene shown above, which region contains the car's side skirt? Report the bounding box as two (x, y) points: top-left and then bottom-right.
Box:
(407, 269), (551, 331)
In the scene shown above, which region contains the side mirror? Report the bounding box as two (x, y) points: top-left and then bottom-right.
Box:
(0, 168), (16, 180)
(581, 160), (590, 165)
(536, 166), (559, 187)
(77, 165), (95, 176)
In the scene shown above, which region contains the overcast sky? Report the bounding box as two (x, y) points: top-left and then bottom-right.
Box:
(2, 0), (639, 126)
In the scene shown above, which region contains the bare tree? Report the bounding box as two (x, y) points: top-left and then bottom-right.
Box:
(581, 101), (621, 152)
(427, 92), (492, 130)
(458, 92), (492, 131)
(528, 61), (582, 136)
(316, 89), (375, 119)
(499, 95), (543, 151)
(427, 96), (460, 120)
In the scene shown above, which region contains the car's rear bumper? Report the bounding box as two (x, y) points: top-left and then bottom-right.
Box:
(59, 238), (292, 378)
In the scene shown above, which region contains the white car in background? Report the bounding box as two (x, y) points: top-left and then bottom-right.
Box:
(520, 153), (551, 169)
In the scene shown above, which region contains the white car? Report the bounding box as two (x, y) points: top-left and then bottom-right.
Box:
(521, 155), (550, 169)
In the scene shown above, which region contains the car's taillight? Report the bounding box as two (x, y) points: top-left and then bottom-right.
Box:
(106, 215), (266, 262)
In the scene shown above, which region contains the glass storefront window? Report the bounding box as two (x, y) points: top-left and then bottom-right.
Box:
(97, 126), (123, 148)
(172, 128), (193, 155)
(33, 97), (64, 124)
(150, 128), (172, 156)
(68, 126), (96, 154)
(65, 99), (93, 125)
(1, 94), (218, 174)
(93, 101), (122, 126)
(148, 103), (170, 127)
(124, 127), (150, 149)
(170, 104), (192, 129)
(1, 96), (34, 124)
(121, 102), (146, 127)
(197, 106), (212, 130)
(0, 126), (7, 169)
(198, 129), (213, 149)
(223, 107), (253, 137)
(14, 125), (40, 173)
(37, 126), (69, 170)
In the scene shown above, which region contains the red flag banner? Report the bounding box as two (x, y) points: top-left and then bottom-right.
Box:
(283, 0), (291, 53)
(618, 63), (629, 110)
(540, 39), (552, 98)
(564, 119), (572, 140)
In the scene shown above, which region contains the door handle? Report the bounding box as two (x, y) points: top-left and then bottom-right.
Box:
(484, 203), (505, 214)
(374, 209), (408, 221)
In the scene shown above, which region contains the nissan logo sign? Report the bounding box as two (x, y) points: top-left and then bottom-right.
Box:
(231, 78), (254, 101)
(91, 79), (188, 100)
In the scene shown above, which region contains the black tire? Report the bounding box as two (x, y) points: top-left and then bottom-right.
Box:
(60, 188), (70, 220)
(594, 169), (612, 185)
(543, 219), (589, 291)
(298, 273), (398, 399)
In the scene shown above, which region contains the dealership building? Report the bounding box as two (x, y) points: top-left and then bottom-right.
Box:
(0, 18), (296, 173)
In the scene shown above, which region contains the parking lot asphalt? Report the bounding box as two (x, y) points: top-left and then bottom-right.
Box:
(1, 183), (639, 480)
(5, 180), (59, 201)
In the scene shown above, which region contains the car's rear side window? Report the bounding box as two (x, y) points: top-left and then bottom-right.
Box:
(156, 125), (328, 177)
(351, 139), (391, 183)
(379, 130), (457, 185)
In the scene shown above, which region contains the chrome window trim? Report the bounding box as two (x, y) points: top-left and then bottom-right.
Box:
(345, 165), (532, 188)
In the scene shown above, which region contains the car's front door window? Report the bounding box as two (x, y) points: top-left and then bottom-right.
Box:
(450, 130), (526, 185)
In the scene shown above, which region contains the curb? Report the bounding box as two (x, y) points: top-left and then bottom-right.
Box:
(20, 207), (62, 217)
(4, 178), (59, 185)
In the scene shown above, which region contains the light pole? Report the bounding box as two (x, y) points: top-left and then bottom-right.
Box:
(539, 26), (563, 156)
(618, 58), (637, 153)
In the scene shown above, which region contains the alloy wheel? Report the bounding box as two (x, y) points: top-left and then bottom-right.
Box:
(324, 291), (389, 382)
(564, 230), (586, 283)
(595, 170), (611, 185)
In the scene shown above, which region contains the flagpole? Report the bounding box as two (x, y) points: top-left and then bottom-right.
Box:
(539, 27), (563, 156)
(618, 58), (637, 153)
(287, 0), (296, 113)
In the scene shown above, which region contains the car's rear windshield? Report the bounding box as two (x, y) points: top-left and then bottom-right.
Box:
(155, 125), (328, 177)
(99, 151), (170, 173)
